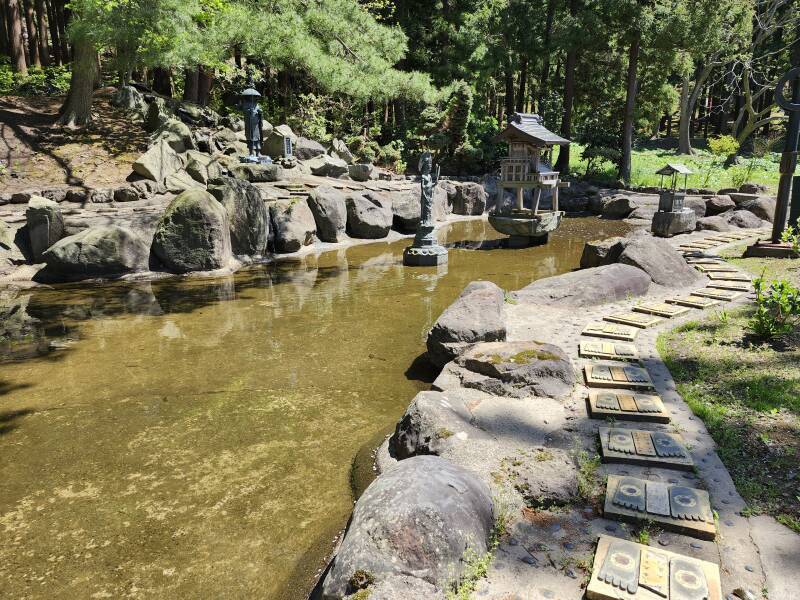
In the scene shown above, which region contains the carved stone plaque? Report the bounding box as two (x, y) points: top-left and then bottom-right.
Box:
(618, 393), (639, 412)
(595, 391), (620, 410)
(685, 258), (724, 265)
(652, 432), (687, 458)
(707, 281), (750, 291)
(585, 364), (654, 389)
(707, 271), (750, 282)
(639, 549), (669, 598)
(633, 302), (690, 318)
(690, 289), (743, 301)
(634, 395), (662, 413)
(669, 487), (708, 522)
(670, 558), (709, 600)
(588, 391), (669, 422)
(608, 429), (636, 454)
(646, 481), (671, 516)
(598, 539), (640, 594)
(582, 322), (639, 341)
(666, 295), (721, 309)
(632, 431), (657, 455)
(604, 311), (664, 328)
(579, 341), (639, 360)
(613, 476), (646, 512)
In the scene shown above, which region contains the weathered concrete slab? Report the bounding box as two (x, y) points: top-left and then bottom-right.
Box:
(604, 311), (664, 328)
(690, 289), (743, 301)
(750, 515), (800, 600)
(585, 364), (655, 389)
(604, 475), (716, 540)
(599, 427), (694, 470)
(707, 281), (751, 292)
(588, 535), (722, 600)
(706, 272), (751, 282)
(579, 341), (639, 360)
(693, 264), (738, 273)
(588, 390), (669, 423)
(632, 302), (691, 318)
(666, 295), (721, 309)
(582, 322), (639, 341)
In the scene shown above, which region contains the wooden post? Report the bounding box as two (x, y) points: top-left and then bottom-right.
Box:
(532, 188), (541, 214)
(516, 187), (524, 211)
(552, 185), (559, 212)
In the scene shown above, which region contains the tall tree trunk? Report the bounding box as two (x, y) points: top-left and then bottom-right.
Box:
(538, 0), (556, 114)
(504, 59), (514, 122)
(677, 63), (714, 154)
(46, 0), (61, 64)
(6, 0), (27, 73)
(22, 0), (39, 66)
(197, 66), (213, 106)
(516, 56), (527, 112)
(619, 31), (640, 183)
(182, 66), (199, 103)
(55, 0), (67, 62)
(33, 0), (47, 65)
(152, 67), (173, 97)
(0, 0), (11, 56)
(58, 33), (98, 126)
(554, 0), (579, 174)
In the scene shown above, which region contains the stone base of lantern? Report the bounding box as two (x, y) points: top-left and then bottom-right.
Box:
(651, 209), (696, 238)
(403, 223), (449, 267)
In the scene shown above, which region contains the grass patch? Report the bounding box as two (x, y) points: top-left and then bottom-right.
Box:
(575, 449), (604, 507)
(657, 252), (800, 531)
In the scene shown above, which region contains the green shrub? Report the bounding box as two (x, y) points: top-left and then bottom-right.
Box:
(748, 275), (800, 339)
(0, 62), (71, 96)
(780, 220), (800, 254)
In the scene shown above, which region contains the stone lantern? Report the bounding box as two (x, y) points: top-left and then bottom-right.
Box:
(651, 163), (696, 237)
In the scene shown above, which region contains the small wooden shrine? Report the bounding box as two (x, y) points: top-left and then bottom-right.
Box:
(489, 112), (570, 246)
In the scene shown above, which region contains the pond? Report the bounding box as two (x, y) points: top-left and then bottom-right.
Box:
(0, 216), (631, 599)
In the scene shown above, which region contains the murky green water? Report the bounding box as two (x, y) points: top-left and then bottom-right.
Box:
(0, 217), (630, 599)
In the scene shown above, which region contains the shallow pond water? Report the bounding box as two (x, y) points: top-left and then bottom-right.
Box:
(0, 217), (631, 599)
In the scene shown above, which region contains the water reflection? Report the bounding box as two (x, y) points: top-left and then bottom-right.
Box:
(0, 217), (632, 600)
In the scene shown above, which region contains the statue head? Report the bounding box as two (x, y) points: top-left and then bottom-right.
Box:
(418, 152), (432, 175)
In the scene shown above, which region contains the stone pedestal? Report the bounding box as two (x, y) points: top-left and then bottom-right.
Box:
(651, 209), (696, 238)
(403, 223), (448, 266)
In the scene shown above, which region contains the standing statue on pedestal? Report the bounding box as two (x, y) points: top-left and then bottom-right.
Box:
(403, 152), (449, 266)
(239, 80), (271, 164)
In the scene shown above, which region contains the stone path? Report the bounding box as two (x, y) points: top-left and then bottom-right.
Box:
(474, 226), (798, 600)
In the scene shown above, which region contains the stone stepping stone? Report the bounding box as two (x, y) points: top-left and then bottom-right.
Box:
(707, 272), (751, 282)
(579, 341), (639, 361)
(585, 364), (654, 389)
(684, 257), (724, 265)
(588, 535), (722, 600)
(582, 322), (639, 341)
(704, 235), (733, 242)
(604, 312), (664, 329)
(632, 302), (691, 318)
(666, 295), (721, 309)
(707, 281), (751, 292)
(691, 289), (743, 301)
(679, 240), (717, 250)
(588, 390), (669, 423)
(692, 264), (738, 273)
(604, 475), (717, 540)
(599, 427), (694, 470)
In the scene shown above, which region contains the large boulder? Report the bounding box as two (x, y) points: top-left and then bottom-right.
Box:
(330, 138), (355, 164)
(293, 137), (326, 160)
(207, 178), (269, 256)
(619, 236), (703, 287)
(683, 196), (706, 218)
(434, 340), (575, 400)
(26, 196), (64, 262)
(269, 199), (317, 253)
(739, 182), (767, 194)
(580, 236), (626, 269)
(705, 195), (736, 216)
(184, 150), (223, 184)
(739, 196), (776, 222)
(727, 209), (766, 229)
(728, 192), (760, 206)
(348, 163), (377, 182)
(143, 97), (170, 132)
(112, 85), (145, 113)
(263, 125), (297, 157)
(39, 226), (149, 280)
(131, 138), (183, 183)
(391, 186), (448, 232)
(696, 215), (733, 231)
(320, 455), (493, 599)
(307, 154), (349, 178)
(230, 163), (283, 183)
(346, 191), (393, 239)
(343, 575), (444, 600)
(627, 205), (657, 221)
(307, 186), (348, 242)
(452, 182), (487, 216)
(151, 189), (232, 272)
(426, 281), (506, 368)
(153, 117), (195, 151)
(513, 263), (651, 306)
(602, 195), (656, 219)
(651, 208), (696, 237)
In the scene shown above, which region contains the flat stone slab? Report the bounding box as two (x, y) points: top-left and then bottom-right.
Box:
(604, 311), (664, 329)
(585, 364), (654, 389)
(679, 240), (718, 250)
(632, 302), (691, 318)
(579, 341), (639, 360)
(693, 264), (738, 273)
(706, 272), (751, 282)
(588, 390), (669, 423)
(588, 535), (722, 600)
(684, 257), (724, 265)
(666, 295), (721, 309)
(707, 281), (750, 292)
(599, 427), (694, 470)
(582, 322), (639, 341)
(690, 289), (743, 301)
(604, 475), (716, 540)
